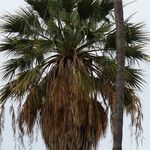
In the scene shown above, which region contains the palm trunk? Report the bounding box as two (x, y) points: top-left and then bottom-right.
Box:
(112, 0), (125, 150)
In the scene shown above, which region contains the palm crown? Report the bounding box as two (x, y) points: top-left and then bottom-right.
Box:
(0, 0), (148, 149)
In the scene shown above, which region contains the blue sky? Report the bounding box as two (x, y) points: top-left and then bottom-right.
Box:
(0, 0), (150, 149)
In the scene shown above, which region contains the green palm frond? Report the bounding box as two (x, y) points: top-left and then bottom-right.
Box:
(93, 0), (114, 21)
(125, 67), (144, 90)
(2, 57), (32, 80)
(77, 0), (96, 19)
(0, 67), (41, 102)
(104, 22), (148, 63)
(1, 8), (41, 37)
(62, 0), (77, 12)
(25, 0), (51, 21)
(0, 38), (54, 56)
(125, 23), (147, 44)
(125, 44), (148, 62)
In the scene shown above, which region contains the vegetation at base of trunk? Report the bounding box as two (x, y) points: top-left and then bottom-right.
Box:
(0, 0), (148, 149)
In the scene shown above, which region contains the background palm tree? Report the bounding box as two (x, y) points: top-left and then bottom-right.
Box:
(0, 0), (148, 149)
(113, 0), (125, 149)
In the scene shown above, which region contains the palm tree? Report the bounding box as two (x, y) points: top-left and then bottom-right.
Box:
(0, 0), (147, 149)
(113, 0), (125, 149)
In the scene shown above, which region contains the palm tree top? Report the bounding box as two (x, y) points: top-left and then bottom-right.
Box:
(0, 0), (148, 149)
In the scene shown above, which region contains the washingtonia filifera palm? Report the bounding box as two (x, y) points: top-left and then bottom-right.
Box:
(0, 0), (148, 149)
